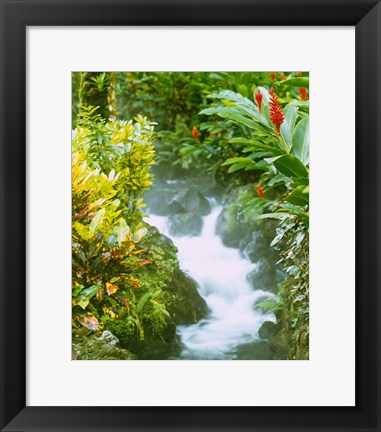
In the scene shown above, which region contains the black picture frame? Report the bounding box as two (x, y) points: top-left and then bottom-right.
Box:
(1, 0), (380, 431)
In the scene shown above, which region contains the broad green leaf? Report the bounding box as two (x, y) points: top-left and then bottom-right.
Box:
(285, 185), (309, 206)
(72, 284), (84, 297)
(292, 118), (310, 165)
(278, 77), (309, 88)
(227, 162), (253, 173)
(284, 104), (299, 135)
(257, 213), (291, 220)
(199, 106), (241, 116)
(208, 90), (256, 107)
(113, 218), (130, 247)
(89, 208), (105, 236)
(216, 112), (261, 131)
(75, 285), (99, 309)
(222, 157), (254, 166)
(292, 176), (309, 186)
(273, 154), (309, 179)
(279, 105), (298, 152)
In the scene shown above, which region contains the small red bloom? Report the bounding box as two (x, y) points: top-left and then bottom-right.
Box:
(281, 73), (286, 81)
(297, 71), (302, 77)
(255, 89), (263, 114)
(257, 183), (264, 198)
(227, 150), (235, 158)
(299, 87), (308, 101)
(269, 88), (285, 134)
(270, 72), (277, 81)
(192, 127), (199, 142)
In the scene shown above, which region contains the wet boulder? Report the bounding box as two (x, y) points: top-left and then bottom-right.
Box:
(247, 258), (278, 293)
(242, 231), (269, 262)
(232, 340), (274, 360)
(167, 269), (209, 325)
(145, 187), (175, 216)
(167, 213), (203, 237)
(168, 188), (211, 216)
(258, 321), (279, 340)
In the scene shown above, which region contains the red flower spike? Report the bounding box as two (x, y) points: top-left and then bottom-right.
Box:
(192, 127), (199, 142)
(227, 150), (235, 158)
(299, 87), (308, 101)
(255, 89), (263, 114)
(297, 71), (302, 77)
(270, 72), (277, 81)
(281, 73), (286, 81)
(269, 88), (285, 134)
(257, 183), (264, 198)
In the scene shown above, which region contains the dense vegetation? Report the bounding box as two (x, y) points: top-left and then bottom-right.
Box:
(72, 71), (309, 360)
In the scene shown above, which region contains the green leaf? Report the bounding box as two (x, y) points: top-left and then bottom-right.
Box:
(216, 112), (262, 131)
(227, 162), (252, 173)
(273, 154), (309, 179)
(75, 285), (99, 309)
(278, 77), (309, 88)
(199, 107), (239, 116)
(292, 176), (309, 186)
(72, 284), (84, 297)
(257, 212), (291, 220)
(113, 218), (130, 246)
(279, 105), (298, 151)
(222, 157), (254, 166)
(284, 104), (299, 135)
(285, 185), (309, 206)
(89, 208), (105, 236)
(279, 203), (309, 223)
(292, 118), (310, 165)
(132, 227), (148, 243)
(73, 222), (91, 241)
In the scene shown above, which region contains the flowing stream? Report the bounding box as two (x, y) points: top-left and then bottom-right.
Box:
(147, 183), (275, 360)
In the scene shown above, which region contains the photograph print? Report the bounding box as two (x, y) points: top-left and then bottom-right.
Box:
(71, 72), (309, 360)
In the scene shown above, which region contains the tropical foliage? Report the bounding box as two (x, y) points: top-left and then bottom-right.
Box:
(72, 71), (309, 360)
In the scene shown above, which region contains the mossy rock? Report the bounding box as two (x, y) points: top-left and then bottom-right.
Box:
(258, 321), (279, 340)
(168, 188), (211, 216)
(269, 328), (290, 360)
(73, 331), (137, 360)
(247, 258), (278, 293)
(167, 269), (209, 325)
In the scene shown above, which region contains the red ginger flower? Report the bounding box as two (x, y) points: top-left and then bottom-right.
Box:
(270, 72), (277, 81)
(257, 183), (264, 198)
(192, 127), (199, 142)
(281, 73), (286, 81)
(255, 89), (263, 114)
(297, 71), (302, 77)
(299, 87), (308, 101)
(269, 88), (285, 134)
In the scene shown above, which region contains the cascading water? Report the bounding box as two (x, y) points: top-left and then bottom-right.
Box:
(147, 184), (275, 360)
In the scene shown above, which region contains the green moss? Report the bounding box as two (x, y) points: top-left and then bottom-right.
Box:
(73, 332), (137, 360)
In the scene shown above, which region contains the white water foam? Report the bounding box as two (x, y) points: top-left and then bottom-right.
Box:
(147, 202), (275, 359)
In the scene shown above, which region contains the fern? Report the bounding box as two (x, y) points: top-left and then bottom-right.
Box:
(255, 296), (282, 314)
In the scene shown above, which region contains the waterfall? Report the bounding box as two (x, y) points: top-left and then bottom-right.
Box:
(147, 192), (275, 360)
